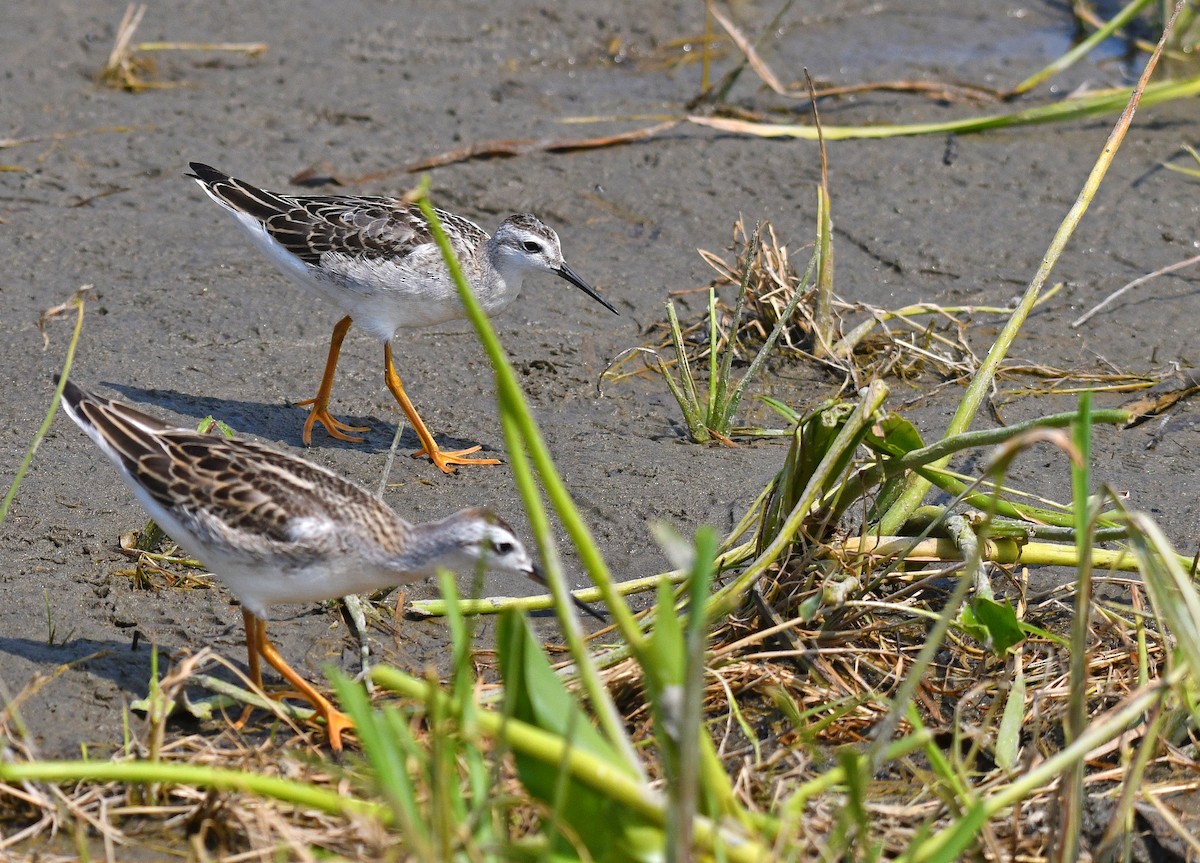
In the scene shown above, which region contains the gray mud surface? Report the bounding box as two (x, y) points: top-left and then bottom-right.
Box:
(2, 2), (1197, 760)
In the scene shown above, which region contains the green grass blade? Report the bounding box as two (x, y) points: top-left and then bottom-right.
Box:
(1060, 392), (1095, 857)
(372, 664), (778, 863)
(666, 299), (707, 438)
(706, 287), (720, 424)
(813, 184), (834, 354)
(332, 673), (427, 844)
(414, 189), (644, 777)
(2, 288), (88, 526)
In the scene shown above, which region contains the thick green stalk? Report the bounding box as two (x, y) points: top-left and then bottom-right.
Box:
(408, 541), (756, 617)
(0, 760), (388, 822)
(497, 408), (645, 777)
(884, 408), (1129, 470)
(838, 535), (1182, 572)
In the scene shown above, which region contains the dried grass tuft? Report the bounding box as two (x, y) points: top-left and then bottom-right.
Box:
(99, 4), (268, 93)
(618, 217), (1173, 417)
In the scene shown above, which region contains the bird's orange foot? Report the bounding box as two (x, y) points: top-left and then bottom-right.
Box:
(320, 705), (356, 752)
(295, 398), (370, 445)
(413, 444), (502, 474)
(254, 688), (355, 752)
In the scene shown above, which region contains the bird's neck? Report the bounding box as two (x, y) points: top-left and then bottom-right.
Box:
(387, 521), (470, 579)
(481, 244), (528, 311)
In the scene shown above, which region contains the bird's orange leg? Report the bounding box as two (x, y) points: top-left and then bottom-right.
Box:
(295, 315), (371, 445)
(242, 608), (264, 689)
(382, 342), (500, 474)
(232, 608), (264, 730)
(248, 615), (354, 752)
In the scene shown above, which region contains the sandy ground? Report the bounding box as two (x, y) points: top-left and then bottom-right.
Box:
(1, 1), (1197, 761)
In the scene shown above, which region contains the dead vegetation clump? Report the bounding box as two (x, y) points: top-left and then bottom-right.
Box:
(661, 217), (985, 390)
(616, 215), (1173, 433)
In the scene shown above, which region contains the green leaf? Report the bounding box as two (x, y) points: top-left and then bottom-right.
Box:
(961, 598), (1025, 656)
(869, 413), (925, 454)
(866, 413), (925, 523)
(497, 611), (657, 862)
(994, 661), (1026, 772)
(648, 578), (685, 686)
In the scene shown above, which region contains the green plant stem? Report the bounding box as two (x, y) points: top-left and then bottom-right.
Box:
(813, 184), (834, 354)
(372, 666), (777, 863)
(496, 407), (644, 777)
(876, 23), (1174, 537)
(868, 461), (1115, 531)
(1010, 0), (1156, 96)
(0, 759), (388, 823)
(902, 506), (1129, 543)
(707, 287), (721, 424)
(1060, 394), (1095, 859)
(407, 540), (757, 618)
(839, 534), (1177, 572)
(878, 408), (1130, 470)
(688, 74), (1200, 141)
(415, 192), (644, 778)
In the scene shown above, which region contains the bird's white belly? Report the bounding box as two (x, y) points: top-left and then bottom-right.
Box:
(205, 551), (419, 619)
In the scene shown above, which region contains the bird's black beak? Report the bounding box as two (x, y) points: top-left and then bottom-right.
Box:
(556, 263), (619, 316)
(529, 563), (606, 621)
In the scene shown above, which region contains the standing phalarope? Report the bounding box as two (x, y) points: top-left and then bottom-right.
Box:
(187, 162), (618, 473)
(58, 376), (543, 750)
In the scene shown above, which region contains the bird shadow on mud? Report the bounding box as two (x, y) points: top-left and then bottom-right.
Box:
(95, 382), (500, 460)
(0, 635), (162, 696)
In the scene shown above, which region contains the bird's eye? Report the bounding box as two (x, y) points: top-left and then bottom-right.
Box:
(521, 241), (541, 253)
(493, 540), (515, 555)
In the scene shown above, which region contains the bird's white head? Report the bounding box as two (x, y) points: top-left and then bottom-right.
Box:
(417, 507), (538, 578)
(491, 214), (566, 277)
(490, 214), (618, 315)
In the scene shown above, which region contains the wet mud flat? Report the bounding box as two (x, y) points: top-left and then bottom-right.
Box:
(0, 2), (1196, 850)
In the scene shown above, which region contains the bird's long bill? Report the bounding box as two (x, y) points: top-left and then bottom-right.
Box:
(529, 563), (606, 621)
(556, 263), (619, 315)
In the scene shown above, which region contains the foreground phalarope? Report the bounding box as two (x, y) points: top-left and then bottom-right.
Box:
(58, 377), (543, 750)
(187, 162), (618, 473)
